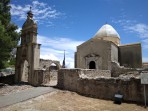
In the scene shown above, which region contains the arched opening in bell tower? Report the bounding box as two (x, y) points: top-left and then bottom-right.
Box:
(89, 61), (96, 69)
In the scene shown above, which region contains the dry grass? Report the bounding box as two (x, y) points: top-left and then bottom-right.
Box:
(1, 90), (147, 111)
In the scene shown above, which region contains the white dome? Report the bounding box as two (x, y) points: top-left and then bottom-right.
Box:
(94, 24), (120, 38)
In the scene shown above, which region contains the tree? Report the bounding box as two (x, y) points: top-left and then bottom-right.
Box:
(0, 0), (20, 69)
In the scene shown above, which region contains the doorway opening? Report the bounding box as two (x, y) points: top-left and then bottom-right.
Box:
(49, 63), (59, 86)
(89, 61), (96, 69)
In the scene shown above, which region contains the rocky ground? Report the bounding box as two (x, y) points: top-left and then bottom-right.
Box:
(0, 83), (34, 96)
(0, 89), (147, 111)
(0, 79), (57, 96)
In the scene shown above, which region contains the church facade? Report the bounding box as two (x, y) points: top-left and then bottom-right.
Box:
(75, 24), (142, 70)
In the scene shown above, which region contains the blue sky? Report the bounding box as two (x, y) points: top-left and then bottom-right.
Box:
(10, 0), (148, 67)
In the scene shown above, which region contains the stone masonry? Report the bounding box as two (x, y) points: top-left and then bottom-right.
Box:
(58, 68), (148, 103)
(15, 8), (61, 86)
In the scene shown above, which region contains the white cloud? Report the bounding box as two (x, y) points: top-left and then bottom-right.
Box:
(112, 19), (135, 26)
(124, 23), (148, 50)
(143, 57), (148, 62)
(40, 53), (59, 61)
(38, 35), (83, 51)
(124, 23), (148, 39)
(112, 18), (148, 50)
(38, 35), (84, 68)
(32, 1), (46, 7)
(10, 0), (61, 26)
(15, 27), (21, 33)
(112, 17), (148, 39)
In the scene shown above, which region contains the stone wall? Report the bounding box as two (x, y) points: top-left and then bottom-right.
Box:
(143, 62), (148, 69)
(111, 61), (135, 77)
(33, 70), (50, 86)
(81, 69), (111, 78)
(58, 68), (148, 103)
(39, 59), (61, 70)
(119, 43), (142, 68)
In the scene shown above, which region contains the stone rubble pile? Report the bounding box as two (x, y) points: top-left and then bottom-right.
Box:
(0, 84), (34, 96)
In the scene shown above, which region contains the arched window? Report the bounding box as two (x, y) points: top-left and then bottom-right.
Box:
(89, 61), (96, 69)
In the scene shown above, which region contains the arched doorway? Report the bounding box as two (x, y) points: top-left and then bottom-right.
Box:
(49, 63), (58, 70)
(21, 60), (29, 82)
(89, 61), (96, 69)
(49, 63), (59, 86)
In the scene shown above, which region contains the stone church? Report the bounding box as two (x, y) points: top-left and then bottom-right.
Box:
(75, 24), (142, 70)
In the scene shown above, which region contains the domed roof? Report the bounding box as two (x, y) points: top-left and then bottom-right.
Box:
(93, 24), (120, 39)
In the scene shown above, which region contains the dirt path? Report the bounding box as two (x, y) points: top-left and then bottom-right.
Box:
(1, 90), (147, 111)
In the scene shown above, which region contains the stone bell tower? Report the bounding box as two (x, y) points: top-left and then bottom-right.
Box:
(15, 7), (41, 84)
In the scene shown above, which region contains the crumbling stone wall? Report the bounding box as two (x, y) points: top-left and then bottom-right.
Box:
(39, 59), (59, 84)
(58, 68), (148, 103)
(143, 62), (148, 69)
(81, 69), (111, 78)
(39, 59), (61, 70)
(33, 70), (50, 86)
(111, 61), (135, 77)
(58, 69), (111, 92)
(32, 68), (58, 86)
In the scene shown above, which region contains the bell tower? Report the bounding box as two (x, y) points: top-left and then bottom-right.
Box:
(21, 7), (37, 45)
(15, 7), (41, 84)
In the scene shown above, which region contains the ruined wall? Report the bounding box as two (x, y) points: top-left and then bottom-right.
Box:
(33, 70), (50, 86)
(39, 59), (61, 70)
(81, 69), (111, 78)
(119, 43), (142, 68)
(58, 69), (111, 91)
(111, 61), (135, 77)
(58, 69), (148, 103)
(143, 62), (148, 69)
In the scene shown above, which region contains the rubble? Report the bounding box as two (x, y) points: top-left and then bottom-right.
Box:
(0, 83), (34, 96)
